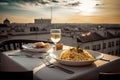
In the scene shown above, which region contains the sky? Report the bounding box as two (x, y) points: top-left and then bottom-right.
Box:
(0, 0), (120, 24)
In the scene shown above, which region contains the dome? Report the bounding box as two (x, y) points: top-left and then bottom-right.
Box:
(4, 18), (10, 23)
(3, 18), (10, 26)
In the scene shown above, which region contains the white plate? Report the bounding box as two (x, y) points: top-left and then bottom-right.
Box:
(49, 50), (103, 66)
(22, 43), (49, 52)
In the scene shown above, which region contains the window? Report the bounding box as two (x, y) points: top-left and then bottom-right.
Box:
(108, 52), (111, 54)
(92, 45), (96, 51)
(108, 42), (111, 47)
(116, 40), (119, 46)
(97, 44), (101, 50)
(112, 51), (114, 55)
(30, 27), (39, 32)
(118, 49), (120, 54)
(30, 27), (33, 31)
(85, 46), (89, 49)
(116, 49), (118, 54)
(119, 40), (120, 45)
(103, 43), (106, 49)
(112, 41), (114, 47)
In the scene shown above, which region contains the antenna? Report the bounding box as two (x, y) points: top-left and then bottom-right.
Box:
(51, 7), (52, 22)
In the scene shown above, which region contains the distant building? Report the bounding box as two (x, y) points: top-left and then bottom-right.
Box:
(34, 18), (51, 24)
(77, 28), (120, 56)
(0, 19), (11, 39)
(3, 18), (10, 26)
(9, 18), (52, 35)
(0, 24), (10, 40)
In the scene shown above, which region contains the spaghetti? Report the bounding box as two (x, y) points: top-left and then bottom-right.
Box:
(57, 47), (95, 61)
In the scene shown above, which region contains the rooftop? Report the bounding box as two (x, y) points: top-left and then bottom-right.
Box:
(77, 32), (104, 43)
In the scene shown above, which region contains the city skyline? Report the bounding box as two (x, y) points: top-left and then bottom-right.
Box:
(0, 0), (120, 24)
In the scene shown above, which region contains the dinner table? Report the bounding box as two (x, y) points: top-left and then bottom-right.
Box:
(1, 45), (120, 80)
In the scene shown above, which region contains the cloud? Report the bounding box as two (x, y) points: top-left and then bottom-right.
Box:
(67, 1), (80, 6)
(0, 0), (59, 5)
(0, 2), (8, 6)
(0, 0), (82, 7)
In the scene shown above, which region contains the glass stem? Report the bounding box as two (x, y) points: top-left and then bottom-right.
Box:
(54, 43), (57, 52)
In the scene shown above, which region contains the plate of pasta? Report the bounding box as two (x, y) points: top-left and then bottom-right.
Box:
(49, 47), (103, 66)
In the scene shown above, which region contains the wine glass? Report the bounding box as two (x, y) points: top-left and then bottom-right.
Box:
(50, 29), (61, 51)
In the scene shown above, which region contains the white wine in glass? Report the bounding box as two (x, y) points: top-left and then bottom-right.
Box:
(50, 29), (61, 50)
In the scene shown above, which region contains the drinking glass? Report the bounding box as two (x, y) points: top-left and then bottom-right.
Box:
(50, 29), (61, 51)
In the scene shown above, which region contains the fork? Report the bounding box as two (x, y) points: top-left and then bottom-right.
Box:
(38, 56), (74, 74)
(25, 54), (74, 74)
(100, 58), (110, 62)
(10, 53), (74, 74)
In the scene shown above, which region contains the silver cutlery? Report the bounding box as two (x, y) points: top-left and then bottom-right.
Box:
(100, 58), (110, 62)
(38, 56), (74, 74)
(8, 53), (74, 74)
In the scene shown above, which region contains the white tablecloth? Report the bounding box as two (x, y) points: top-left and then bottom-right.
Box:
(1, 50), (120, 80)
